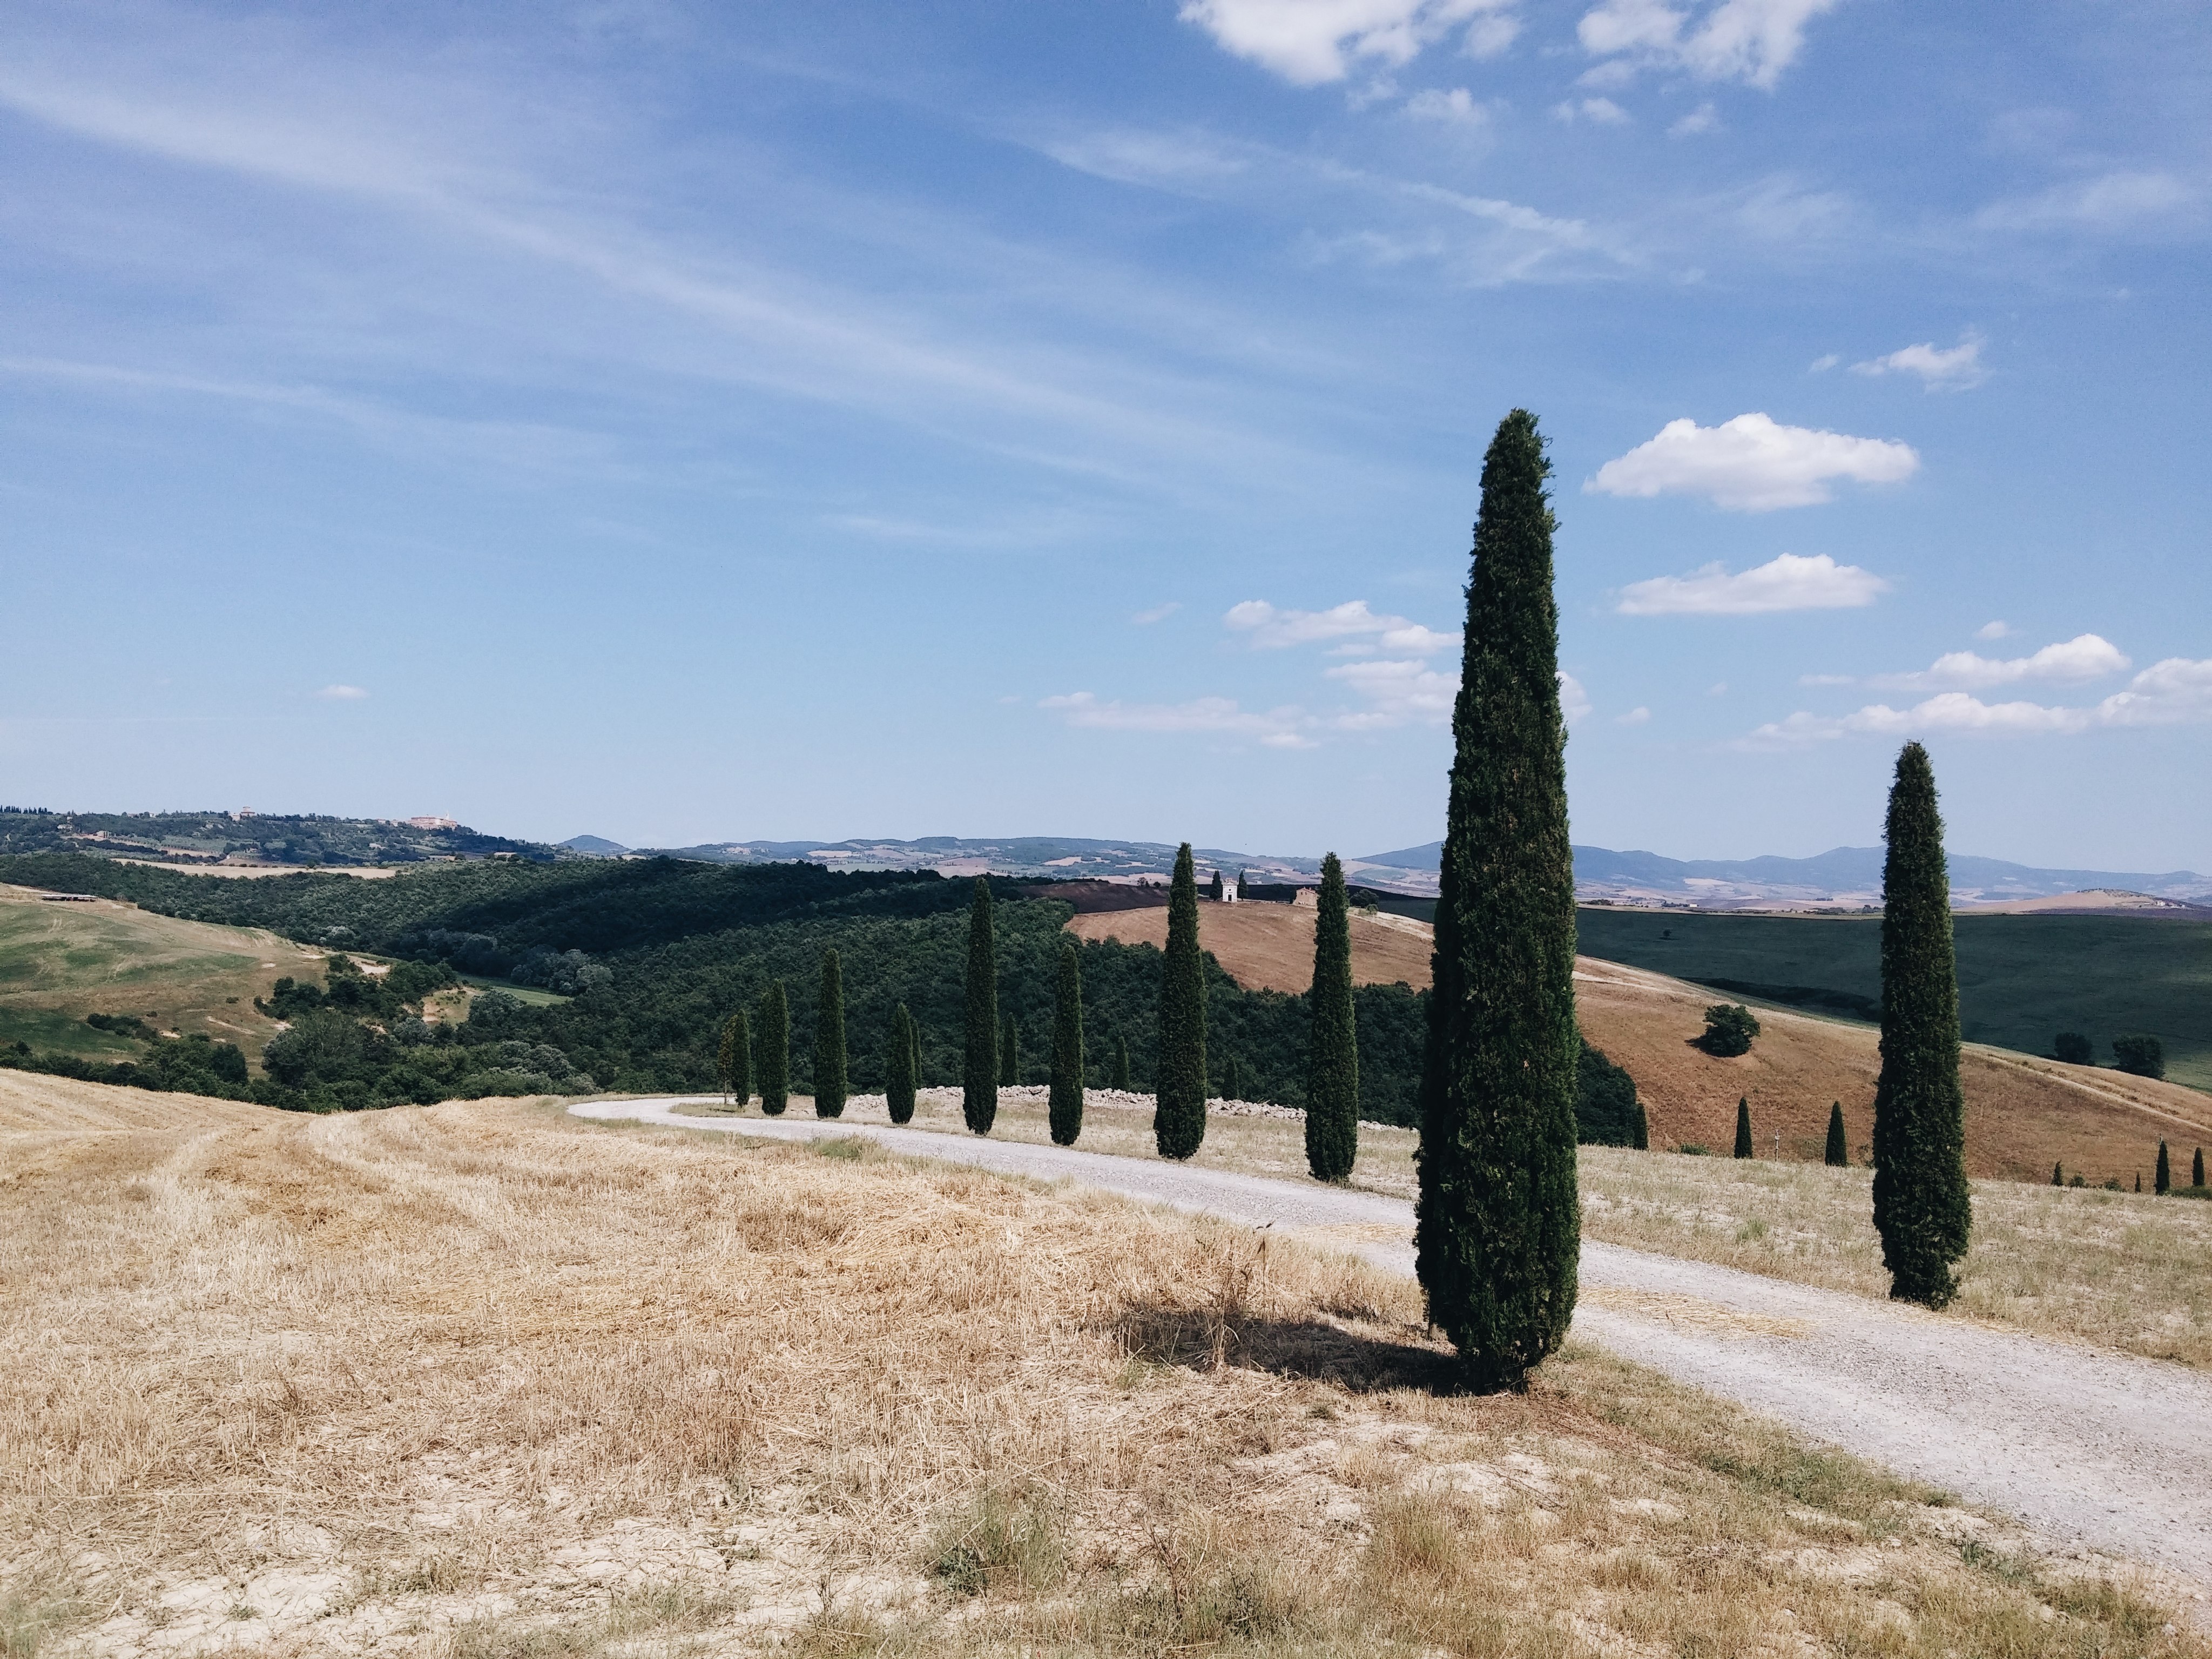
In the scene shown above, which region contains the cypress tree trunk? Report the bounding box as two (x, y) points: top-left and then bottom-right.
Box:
(1871, 741), (1973, 1308)
(1414, 409), (1580, 1392)
(1734, 1097), (1754, 1159)
(1049, 940), (1084, 1145)
(963, 878), (999, 1134)
(1114, 1033), (1132, 1091)
(886, 1003), (917, 1124)
(758, 981), (790, 1116)
(1305, 851), (1359, 1182)
(2157, 1139), (2171, 1195)
(999, 1011), (1020, 1087)
(814, 949), (848, 1118)
(1155, 842), (1209, 1160)
(1825, 1101), (1848, 1167)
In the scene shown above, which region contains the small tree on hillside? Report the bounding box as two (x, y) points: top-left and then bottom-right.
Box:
(1700, 1004), (1760, 1057)
(886, 1003), (918, 1124)
(1734, 1097), (1754, 1159)
(1155, 842), (1209, 1161)
(1305, 852), (1359, 1182)
(1208, 869), (1223, 901)
(1114, 1033), (1132, 1091)
(718, 1009), (752, 1107)
(758, 981), (790, 1116)
(2113, 1033), (2166, 1079)
(963, 878), (999, 1134)
(1824, 1101), (1848, 1168)
(814, 949), (848, 1119)
(2053, 1031), (2093, 1065)
(1871, 741), (1972, 1309)
(1049, 940), (1084, 1146)
(999, 1011), (1020, 1088)
(2157, 1139), (2172, 1196)
(2052, 1162), (2063, 1186)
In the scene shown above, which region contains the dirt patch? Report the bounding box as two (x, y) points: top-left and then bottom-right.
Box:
(1065, 900), (1429, 994)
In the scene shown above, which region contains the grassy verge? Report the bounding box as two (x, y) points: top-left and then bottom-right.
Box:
(2, 1091), (2195, 1658)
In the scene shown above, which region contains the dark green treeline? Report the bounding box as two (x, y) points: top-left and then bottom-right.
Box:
(1871, 741), (1972, 1308)
(1049, 940), (1084, 1145)
(1305, 852), (1359, 1182)
(814, 948), (847, 1118)
(1414, 409), (1581, 1392)
(1154, 842), (1208, 1160)
(963, 878), (998, 1134)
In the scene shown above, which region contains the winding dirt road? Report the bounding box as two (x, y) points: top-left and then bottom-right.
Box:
(577, 1097), (2212, 1590)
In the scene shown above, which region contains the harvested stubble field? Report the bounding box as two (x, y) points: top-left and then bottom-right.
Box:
(5, 1074), (2194, 1659)
(700, 1083), (2212, 1371)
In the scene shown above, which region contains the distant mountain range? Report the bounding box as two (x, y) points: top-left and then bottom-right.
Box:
(561, 833), (2212, 911)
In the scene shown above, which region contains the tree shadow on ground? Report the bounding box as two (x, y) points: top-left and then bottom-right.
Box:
(1111, 1301), (1462, 1394)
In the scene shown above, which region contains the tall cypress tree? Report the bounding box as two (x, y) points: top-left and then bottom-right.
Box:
(1305, 852), (1359, 1182)
(1871, 741), (1973, 1308)
(1114, 1033), (1132, 1091)
(2053, 1161), (2063, 1187)
(1155, 841), (1209, 1160)
(1825, 1101), (1848, 1168)
(2157, 1139), (2172, 1196)
(1631, 1097), (1649, 1151)
(1734, 1097), (1754, 1159)
(757, 981), (790, 1117)
(814, 948), (847, 1118)
(886, 1003), (918, 1124)
(999, 1011), (1020, 1087)
(1049, 939), (1085, 1146)
(963, 878), (999, 1134)
(2196, 1148), (2205, 1189)
(1414, 409), (1580, 1392)
(718, 1010), (752, 1106)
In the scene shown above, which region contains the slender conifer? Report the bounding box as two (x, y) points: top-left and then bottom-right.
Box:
(1049, 940), (1084, 1145)
(1114, 1033), (1132, 1091)
(718, 1010), (752, 1106)
(2157, 1139), (2172, 1196)
(1734, 1097), (1754, 1158)
(1305, 852), (1359, 1182)
(963, 878), (999, 1134)
(2053, 1161), (2063, 1187)
(2196, 1148), (2206, 1189)
(886, 1003), (917, 1124)
(1414, 409), (1580, 1392)
(1825, 1101), (1848, 1167)
(813, 949), (848, 1118)
(1631, 1098), (1649, 1151)
(1871, 742), (1973, 1308)
(1000, 1011), (1020, 1087)
(757, 981), (790, 1116)
(1155, 842), (1209, 1160)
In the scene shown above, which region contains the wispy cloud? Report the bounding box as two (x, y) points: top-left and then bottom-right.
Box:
(1589, 413), (1919, 510)
(1224, 598), (1448, 653)
(1179, 0), (1518, 87)
(1616, 552), (1888, 614)
(316, 684), (369, 700)
(1131, 602), (1182, 624)
(1850, 332), (1988, 390)
(1038, 691), (1316, 747)
(1576, 0), (1844, 90)
(1977, 171), (2201, 236)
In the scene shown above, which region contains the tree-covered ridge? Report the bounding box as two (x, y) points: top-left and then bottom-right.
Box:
(0, 806), (557, 867)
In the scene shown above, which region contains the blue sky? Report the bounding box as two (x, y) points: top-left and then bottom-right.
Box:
(3, 0), (2207, 867)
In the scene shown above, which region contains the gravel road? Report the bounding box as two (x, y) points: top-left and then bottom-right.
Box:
(578, 1096), (2212, 1588)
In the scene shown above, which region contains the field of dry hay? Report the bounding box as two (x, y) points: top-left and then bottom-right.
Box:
(4, 1081), (2200, 1658)
(1067, 901), (2212, 1185)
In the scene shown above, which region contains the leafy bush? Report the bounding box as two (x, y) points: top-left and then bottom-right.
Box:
(1697, 1002), (1761, 1057)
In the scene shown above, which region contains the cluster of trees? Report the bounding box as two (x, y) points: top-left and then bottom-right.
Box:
(2052, 1029), (2166, 1078)
(2, 1028), (254, 1099)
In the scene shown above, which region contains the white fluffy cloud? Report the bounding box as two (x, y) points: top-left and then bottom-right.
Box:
(1974, 619), (2011, 640)
(1224, 597), (1451, 652)
(1325, 658), (1459, 723)
(1588, 413), (1920, 510)
(1178, 0), (1514, 86)
(1743, 656), (2212, 746)
(1851, 333), (1987, 390)
(1576, 0), (1842, 89)
(1872, 633), (2129, 693)
(1615, 551), (1887, 615)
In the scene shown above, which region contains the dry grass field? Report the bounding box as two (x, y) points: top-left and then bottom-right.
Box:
(5, 1076), (2200, 1658)
(0, 884), (316, 1062)
(1068, 902), (2212, 1186)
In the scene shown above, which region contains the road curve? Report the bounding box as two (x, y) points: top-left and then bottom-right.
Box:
(578, 1096), (2212, 1588)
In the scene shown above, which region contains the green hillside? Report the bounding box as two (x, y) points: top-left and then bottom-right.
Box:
(1576, 908), (2212, 1090)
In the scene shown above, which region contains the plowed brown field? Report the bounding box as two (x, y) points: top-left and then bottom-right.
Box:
(1067, 901), (2212, 1184)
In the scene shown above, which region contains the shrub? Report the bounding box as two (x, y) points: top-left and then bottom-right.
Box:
(1698, 1003), (1760, 1057)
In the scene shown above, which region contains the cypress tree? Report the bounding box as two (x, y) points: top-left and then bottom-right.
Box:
(910, 1017), (923, 1091)
(1734, 1097), (1754, 1159)
(1305, 851), (1359, 1182)
(1155, 841), (1208, 1160)
(2053, 1161), (2063, 1187)
(1049, 940), (1084, 1145)
(1114, 1033), (1132, 1091)
(1414, 409), (1580, 1392)
(1220, 1054), (1240, 1102)
(1208, 869), (1223, 901)
(1824, 1101), (1848, 1168)
(999, 1011), (1020, 1088)
(2196, 1148), (2205, 1189)
(813, 949), (848, 1118)
(962, 878), (999, 1134)
(1871, 741), (1973, 1309)
(718, 1009), (752, 1107)
(2157, 1139), (2171, 1196)
(1631, 1098), (1649, 1151)
(757, 981), (790, 1116)
(886, 1003), (917, 1124)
